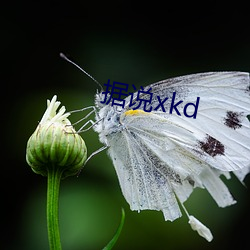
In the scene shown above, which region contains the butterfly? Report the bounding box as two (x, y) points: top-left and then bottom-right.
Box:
(61, 55), (250, 241)
(92, 72), (250, 241)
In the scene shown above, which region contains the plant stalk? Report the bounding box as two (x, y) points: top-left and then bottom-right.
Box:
(47, 165), (63, 250)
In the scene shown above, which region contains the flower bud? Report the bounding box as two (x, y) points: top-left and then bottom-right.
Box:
(26, 95), (87, 178)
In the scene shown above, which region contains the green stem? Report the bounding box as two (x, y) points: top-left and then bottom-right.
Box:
(47, 165), (63, 250)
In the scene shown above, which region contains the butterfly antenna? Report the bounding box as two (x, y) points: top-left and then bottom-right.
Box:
(60, 53), (103, 91)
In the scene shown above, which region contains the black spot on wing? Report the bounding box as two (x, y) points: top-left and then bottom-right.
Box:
(199, 135), (225, 157)
(186, 177), (195, 186)
(246, 84), (250, 94)
(224, 111), (243, 130)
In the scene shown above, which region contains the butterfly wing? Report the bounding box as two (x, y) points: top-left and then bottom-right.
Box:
(105, 72), (249, 221)
(124, 72), (250, 173)
(107, 123), (182, 221)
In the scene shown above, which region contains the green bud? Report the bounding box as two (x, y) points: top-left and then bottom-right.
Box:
(26, 95), (87, 178)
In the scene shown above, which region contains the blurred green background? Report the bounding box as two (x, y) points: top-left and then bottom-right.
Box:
(2, 1), (250, 250)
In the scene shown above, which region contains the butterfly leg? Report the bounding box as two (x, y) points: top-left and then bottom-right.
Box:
(77, 119), (99, 132)
(85, 145), (108, 165)
(70, 106), (96, 125)
(68, 106), (102, 132)
(77, 145), (108, 176)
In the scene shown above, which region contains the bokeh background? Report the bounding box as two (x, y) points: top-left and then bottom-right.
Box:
(2, 1), (250, 250)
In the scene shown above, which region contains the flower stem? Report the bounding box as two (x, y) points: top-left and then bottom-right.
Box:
(47, 165), (63, 250)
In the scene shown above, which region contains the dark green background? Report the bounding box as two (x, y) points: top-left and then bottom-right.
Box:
(2, 2), (250, 250)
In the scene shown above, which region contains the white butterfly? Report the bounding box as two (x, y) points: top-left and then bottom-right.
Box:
(89, 72), (250, 241)
(60, 53), (250, 242)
